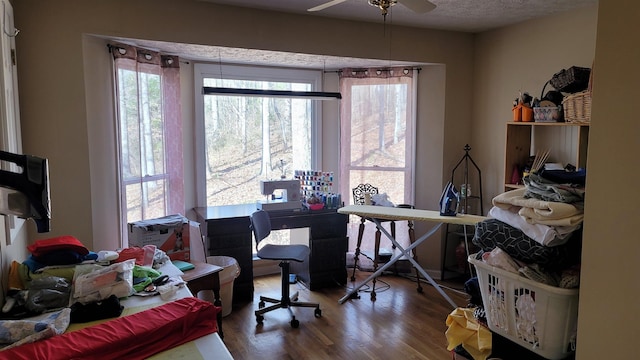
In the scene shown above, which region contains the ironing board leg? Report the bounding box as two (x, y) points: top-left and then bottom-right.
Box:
(339, 220), (458, 309)
(408, 220), (423, 293)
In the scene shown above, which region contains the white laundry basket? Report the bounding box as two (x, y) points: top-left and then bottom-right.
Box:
(468, 254), (579, 360)
(200, 256), (240, 317)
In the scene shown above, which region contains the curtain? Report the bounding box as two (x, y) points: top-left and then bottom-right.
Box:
(339, 67), (416, 261)
(110, 43), (184, 239)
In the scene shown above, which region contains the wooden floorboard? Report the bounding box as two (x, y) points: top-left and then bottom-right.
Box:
(219, 271), (470, 360)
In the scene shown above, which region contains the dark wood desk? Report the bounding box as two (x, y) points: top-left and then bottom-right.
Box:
(194, 205), (348, 303)
(181, 261), (224, 339)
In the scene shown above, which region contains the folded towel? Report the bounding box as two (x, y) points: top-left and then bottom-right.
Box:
(493, 188), (583, 225)
(488, 206), (580, 246)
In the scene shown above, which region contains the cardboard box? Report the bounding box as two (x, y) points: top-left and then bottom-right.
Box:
(128, 214), (192, 261)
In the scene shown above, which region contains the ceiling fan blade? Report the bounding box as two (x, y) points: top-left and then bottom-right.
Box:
(308, 0), (349, 12)
(398, 0), (436, 13)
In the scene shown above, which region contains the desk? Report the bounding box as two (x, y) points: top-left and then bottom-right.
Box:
(181, 261), (224, 339)
(338, 205), (486, 308)
(195, 205), (348, 302)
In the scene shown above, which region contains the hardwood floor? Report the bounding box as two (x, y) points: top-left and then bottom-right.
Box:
(219, 271), (470, 360)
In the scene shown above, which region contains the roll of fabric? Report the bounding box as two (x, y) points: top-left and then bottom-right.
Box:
(1, 297), (220, 360)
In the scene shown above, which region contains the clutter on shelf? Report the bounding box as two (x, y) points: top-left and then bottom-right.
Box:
(511, 65), (592, 124)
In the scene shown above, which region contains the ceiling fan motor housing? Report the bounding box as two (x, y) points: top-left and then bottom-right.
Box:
(368, 0), (397, 15)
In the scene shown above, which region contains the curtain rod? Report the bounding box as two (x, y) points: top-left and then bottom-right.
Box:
(324, 66), (422, 73)
(203, 87), (342, 100)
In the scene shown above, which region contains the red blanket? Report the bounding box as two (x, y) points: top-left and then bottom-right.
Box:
(0, 297), (220, 360)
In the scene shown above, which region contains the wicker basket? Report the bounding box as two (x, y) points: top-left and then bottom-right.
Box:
(562, 90), (591, 124)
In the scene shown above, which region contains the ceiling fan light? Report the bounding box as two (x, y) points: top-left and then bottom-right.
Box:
(368, 0), (397, 15)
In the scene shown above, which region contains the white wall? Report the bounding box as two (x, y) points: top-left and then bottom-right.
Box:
(574, 1), (640, 357)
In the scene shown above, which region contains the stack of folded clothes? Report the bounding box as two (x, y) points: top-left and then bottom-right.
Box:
(473, 173), (584, 288)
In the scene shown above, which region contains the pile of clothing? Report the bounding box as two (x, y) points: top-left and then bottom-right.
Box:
(473, 172), (584, 288)
(1, 236), (180, 350)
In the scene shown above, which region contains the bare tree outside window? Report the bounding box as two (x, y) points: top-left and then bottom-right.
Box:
(202, 79), (312, 207)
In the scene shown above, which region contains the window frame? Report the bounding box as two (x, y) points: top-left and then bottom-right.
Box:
(115, 64), (169, 223)
(193, 63), (324, 208)
(339, 69), (418, 252)
(339, 70), (417, 207)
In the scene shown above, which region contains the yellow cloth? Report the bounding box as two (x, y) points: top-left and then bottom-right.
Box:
(445, 307), (492, 360)
(8, 261), (24, 290)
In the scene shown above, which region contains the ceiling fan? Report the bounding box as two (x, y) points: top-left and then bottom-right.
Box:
(308, 0), (436, 19)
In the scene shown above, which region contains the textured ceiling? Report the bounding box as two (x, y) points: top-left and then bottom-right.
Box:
(199, 0), (598, 33)
(116, 0), (598, 70)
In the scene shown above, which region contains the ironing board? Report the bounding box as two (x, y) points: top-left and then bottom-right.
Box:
(338, 205), (486, 308)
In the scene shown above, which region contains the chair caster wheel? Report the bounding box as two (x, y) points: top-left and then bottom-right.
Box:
(314, 308), (322, 318)
(256, 315), (264, 324)
(290, 319), (299, 328)
(370, 292), (376, 301)
(350, 276), (356, 282)
(259, 301), (265, 308)
(417, 287), (424, 294)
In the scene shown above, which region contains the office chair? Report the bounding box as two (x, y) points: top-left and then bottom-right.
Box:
(249, 209), (322, 328)
(351, 184), (423, 300)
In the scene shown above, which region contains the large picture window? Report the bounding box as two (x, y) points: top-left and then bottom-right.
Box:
(194, 64), (321, 207)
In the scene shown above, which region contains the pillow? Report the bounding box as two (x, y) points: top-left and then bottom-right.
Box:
(27, 236), (88, 257)
(472, 218), (581, 270)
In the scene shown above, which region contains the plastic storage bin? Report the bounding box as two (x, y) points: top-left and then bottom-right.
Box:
(200, 256), (240, 317)
(468, 254), (579, 360)
(533, 106), (562, 122)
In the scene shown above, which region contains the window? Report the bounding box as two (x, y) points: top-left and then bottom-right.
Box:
(339, 67), (417, 253)
(194, 64), (321, 207)
(111, 44), (184, 241)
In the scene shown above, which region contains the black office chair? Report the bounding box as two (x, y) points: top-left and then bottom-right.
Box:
(249, 209), (322, 328)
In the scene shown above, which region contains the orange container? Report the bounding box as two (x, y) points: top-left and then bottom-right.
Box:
(521, 105), (533, 122)
(512, 105), (522, 122)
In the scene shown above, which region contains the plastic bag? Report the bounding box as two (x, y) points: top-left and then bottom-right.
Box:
(25, 276), (71, 313)
(72, 259), (135, 304)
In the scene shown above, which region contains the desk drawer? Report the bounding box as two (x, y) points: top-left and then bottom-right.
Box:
(309, 213), (348, 238)
(309, 236), (347, 270)
(291, 236), (347, 290)
(207, 217), (251, 236)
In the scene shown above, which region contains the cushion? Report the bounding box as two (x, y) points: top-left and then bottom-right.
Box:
(27, 236), (88, 258)
(472, 218), (581, 270)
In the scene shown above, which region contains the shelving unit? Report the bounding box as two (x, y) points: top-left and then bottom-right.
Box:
(440, 144), (483, 280)
(504, 122), (590, 191)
